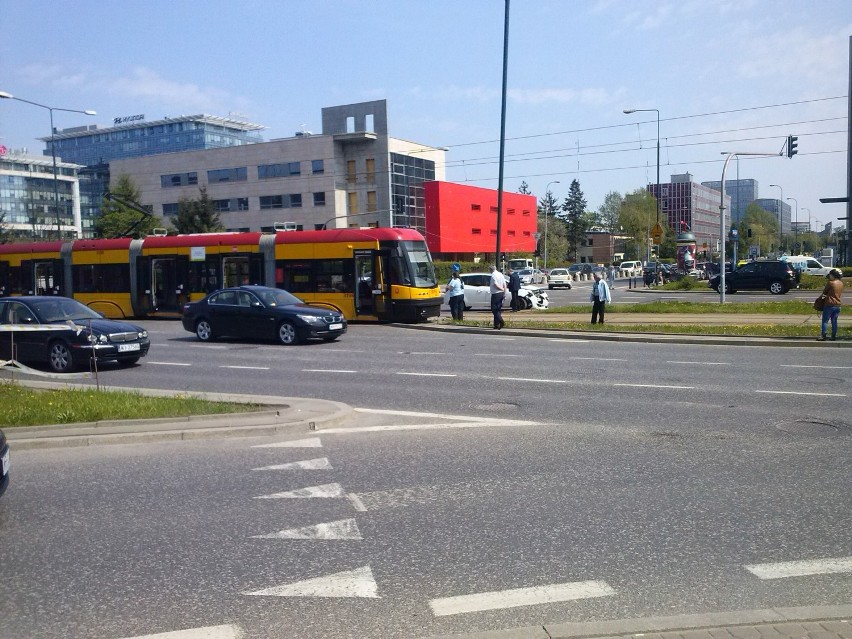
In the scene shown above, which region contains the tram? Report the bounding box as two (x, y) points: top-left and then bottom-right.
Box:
(0, 228), (442, 323)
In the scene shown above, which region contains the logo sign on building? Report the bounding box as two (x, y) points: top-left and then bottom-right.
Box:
(0, 145), (7, 156)
(113, 114), (145, 126)
(190, 247), (206, 262)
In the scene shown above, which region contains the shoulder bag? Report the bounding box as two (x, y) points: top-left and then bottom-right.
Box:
(813, 295), (826, 312)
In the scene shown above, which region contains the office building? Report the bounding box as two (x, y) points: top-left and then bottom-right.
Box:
(753, 198), (791, 234)
(700, 178), (758, 225)
(649, 173), (729, 245)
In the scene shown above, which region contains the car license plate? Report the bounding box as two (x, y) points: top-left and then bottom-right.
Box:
(118, 343), (140, 352)
(1, 449), (9, 476)
(329, 323), (343, 331)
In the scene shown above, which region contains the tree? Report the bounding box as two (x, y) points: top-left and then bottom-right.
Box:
(172, 187), (224, 234)
(95, 174), (162, 238)
(558, 179), (588, 261)
(596, 191), (623, 234)
(619, 189), (656, 261)
(740, 202), (780, 256)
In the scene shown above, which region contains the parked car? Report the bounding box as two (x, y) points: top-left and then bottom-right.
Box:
(546, 268), (573, 289)
(515, 268), (548, 285)
(781, 255), (832, 277)
(619, 261), (643, 276)
(708, 260), (797, 294)
(443, 273), (549, 310)
(182, 285), (347, 345)
(0, 296), (150, 373)
(0, 429), (8, 498)
(568, 263), (594, 276)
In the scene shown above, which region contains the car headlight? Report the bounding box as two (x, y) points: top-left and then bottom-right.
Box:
(296, 314), (323, 324)
(87, 333), (108, 344)
(139, 330), (148, 339)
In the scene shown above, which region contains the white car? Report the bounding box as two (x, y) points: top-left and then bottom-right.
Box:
(515, 268), (548, 285)
(546, 268), (573, 289)
(444, 273), (549, 310)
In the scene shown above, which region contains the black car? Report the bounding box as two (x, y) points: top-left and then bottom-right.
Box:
(0, 429), (8, 498)
(0, 296), (150, 372)
(181, 286), (347, 345)
(708, 260), (797, 295)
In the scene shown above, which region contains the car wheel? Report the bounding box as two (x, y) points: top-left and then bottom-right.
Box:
(277, 321), (304, 345)
(195, 319), (214, 342)
(566, 282), (572, 290)
(724, 281), (733, 294)
(48, 340), (76, 373)
(522, 297), (532, 310)
(768, 280), (786, 295)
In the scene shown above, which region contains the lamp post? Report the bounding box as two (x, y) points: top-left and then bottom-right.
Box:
(786, 197), (798, 254)
(543, 180), (560, 269)
(0, 91), (96, 240)
(769, 184), (783, 254)
(624, 108), (660, 264)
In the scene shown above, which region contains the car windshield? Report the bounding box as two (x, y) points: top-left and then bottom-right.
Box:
(31, 298), (101, 323)
(253, 288), (304, 307)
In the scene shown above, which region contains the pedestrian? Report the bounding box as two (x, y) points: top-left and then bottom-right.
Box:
(489, 264), (507, 329)
(816, 268), (843, 341)
(590, 271), (611, 324)
(508, 267), (521, 311)
(607, 263), (616, 289)
(446, 271), (465, 321)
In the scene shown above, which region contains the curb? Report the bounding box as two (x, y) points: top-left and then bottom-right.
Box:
(421, 604), (852, 639)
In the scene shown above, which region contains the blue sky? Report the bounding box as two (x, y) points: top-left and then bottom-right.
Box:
(1, 0), (849, 231)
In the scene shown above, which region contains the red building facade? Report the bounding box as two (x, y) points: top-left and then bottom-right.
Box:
(423, 181), (537, 260)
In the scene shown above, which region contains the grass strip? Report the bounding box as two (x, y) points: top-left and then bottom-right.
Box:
(544, 299), (817, 314)
(0, 381), (260, 427)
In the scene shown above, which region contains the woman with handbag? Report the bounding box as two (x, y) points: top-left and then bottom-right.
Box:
(816, 268), (843, 341)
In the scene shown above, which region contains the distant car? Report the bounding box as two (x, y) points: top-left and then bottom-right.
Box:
(0, 296), (150, 373)
(515, 268), (548, 285)
(781, 256), (832, 277)
(0, 429), (8, 498)
(619, 261), (643, 276)
(546, 268), (573, 290)
(181, 285), (347, 345)
(443, 273), (549, 310)
(568, 263), (594, 276)
(708, 260), (797, 295)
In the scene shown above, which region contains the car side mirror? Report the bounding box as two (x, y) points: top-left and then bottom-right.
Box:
(252, 301), (263, 308)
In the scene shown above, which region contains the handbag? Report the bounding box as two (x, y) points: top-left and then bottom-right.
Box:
(813, 295), (826, 311)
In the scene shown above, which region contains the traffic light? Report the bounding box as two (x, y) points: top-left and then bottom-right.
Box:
(787, 135), (798, 158)
(747, 228), (752, 238)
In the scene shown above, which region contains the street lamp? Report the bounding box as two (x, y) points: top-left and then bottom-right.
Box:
(0, 91), (96, 240)
(769, 184), (783, 254)
(786, 197), (799, 254)
(624, 107), (660, 264)
(543, 180), (560, 269)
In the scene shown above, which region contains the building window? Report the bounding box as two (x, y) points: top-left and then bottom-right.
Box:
(162, 203), (179, 216)
(367, 191), (377, 212)
(507, 208), (515, 215)
(313, 192), (326, 206)
(347, 192), (357, 213)
(260, 195), (284, 209)
(366, 158), (375, 183)
(347, 160), (356, 184)
(471, 204), (481, 211)
(237, 198), (249, 211)
(290, 194), (302, 208)
(160, 172), (198, 188)
(207, 167), (247, 183)
(507, 230), (516, 236)
(522, 209), (531, 216)
(472, 228), (482, 235)
(312, 159), (324, 174)
(214, 199), (232, 212)
(490, 206), (498, 213)
(258, 162), (301, 179)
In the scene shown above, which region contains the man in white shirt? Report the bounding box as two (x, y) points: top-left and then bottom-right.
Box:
(489, 264), (507, 329)
(590, 272), (612, 324)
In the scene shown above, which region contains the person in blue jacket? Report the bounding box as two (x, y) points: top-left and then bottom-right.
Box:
(590, 272), (611, 324)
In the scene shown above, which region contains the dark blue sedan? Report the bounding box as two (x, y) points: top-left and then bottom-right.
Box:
(181, 286), (347, 345)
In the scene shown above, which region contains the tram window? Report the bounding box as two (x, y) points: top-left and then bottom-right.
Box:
(315, 259), (353, 293)
(389, 256), (411, 286)
(73, 264), (130, 293)
(279, 261), (313, 294)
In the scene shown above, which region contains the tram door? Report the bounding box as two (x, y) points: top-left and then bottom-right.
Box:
(151, 258), (179, 312)
(223, 256), (250, 288)
(33, 261), (63, 295)
(354, 251), (388, 318)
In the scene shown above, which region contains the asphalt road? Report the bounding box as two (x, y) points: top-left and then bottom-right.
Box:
(1, 322), (849, 638)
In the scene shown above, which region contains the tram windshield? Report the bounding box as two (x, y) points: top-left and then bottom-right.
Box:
(399, 240), (437, 288)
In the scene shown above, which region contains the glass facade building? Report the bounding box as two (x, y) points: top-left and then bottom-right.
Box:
(701, 178), (758, 225)
(390, 152), (435, 231)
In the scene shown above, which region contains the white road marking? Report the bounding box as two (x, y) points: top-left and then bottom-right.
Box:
(498, 376), (567, 383)
(781, 364), (852, 370)
(570, 357), (628, 362)
(354, 408), (510, 422)
(397, 351), (446, 355)
(397, 372), (457, 377)
(548, 339), (590, 343)
(252, 437), (322, 448)
(301, 369), (357, 373)
(220, 365), (270, 370)
(117, 625), (242, 639)
(252, 518), (362, 540)
(755, 390), (847, 397)
(347, 493), (368, 512)
(320, 420), (542, 434)
(745, 556), (852, 580)
(473, 353), (522, 357)
(667, 361), (730, 365)
(429, 580), (615, 617)
(147, 362), (192, 366)
(255, 483), (345, 499)
(252, 458), (332, 471)
(243, 565), (379, 598)
(614, 383), (695, 389)
(188, 344), (229, 349)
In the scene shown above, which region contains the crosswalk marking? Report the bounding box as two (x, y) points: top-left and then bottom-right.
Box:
(117, 625), (242, 639)
(251, 518), (362, 540)
(254, 483), (345, 499)
(252, 458), (332, 471)
(745, 556), (852, 579)
(251, 437), (322, 448)
(428, 579), (615, 617)
(243, 565), (379, 598)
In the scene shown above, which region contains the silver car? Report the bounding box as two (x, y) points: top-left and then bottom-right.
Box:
(443, 273), (549, 310)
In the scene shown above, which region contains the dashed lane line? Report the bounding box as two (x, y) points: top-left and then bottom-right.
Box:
(397, 372), (457, 377)
(252, 458), (332, 471)
(117, 625), (242, 639)
(667, 360), (731, 365)
(614, 383), (695, 389)
(301, 369), (357, 373)
(498, 376), (567, 383)
(755, 389), (847, 397)
(781, 364), (852, 369)
(147, 361), (192, 366)
(428, 579), (616, 617)
(220, 365), (270, 370)
(745, 556), (852, 579)
(570, 356), (628, 362)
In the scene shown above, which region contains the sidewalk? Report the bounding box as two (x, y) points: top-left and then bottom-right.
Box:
(423, 605), (852, 639)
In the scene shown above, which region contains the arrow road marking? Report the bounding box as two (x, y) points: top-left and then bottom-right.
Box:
(254, 483), (345, 499)
(252, 437), (322, 448)
(117, 625), (242, 638)
(252, 458), (332, 471)
(251, 518), (362, 540)
(243, 565), (379, 598)
(429, 579), (615, 617)
(745, 556), (852, 579)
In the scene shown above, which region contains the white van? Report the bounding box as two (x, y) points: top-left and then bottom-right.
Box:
(780, 255), (831, 276)
(619, 261), (642, 276)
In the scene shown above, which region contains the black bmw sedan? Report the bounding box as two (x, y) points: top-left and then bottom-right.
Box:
(181, 285), (347, 345)
(0, 296), (150, 373)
